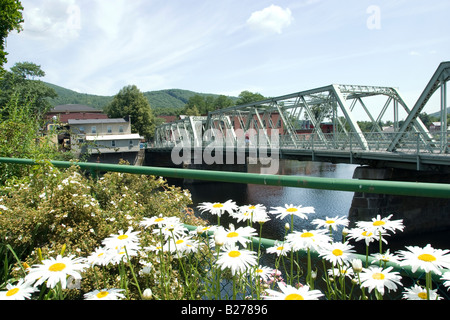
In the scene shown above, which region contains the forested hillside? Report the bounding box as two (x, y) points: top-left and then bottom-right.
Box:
(45, 82), (237, 114)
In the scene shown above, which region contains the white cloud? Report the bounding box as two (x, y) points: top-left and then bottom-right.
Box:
(247, 5), (294, 34)
(20, 0), (81, 42)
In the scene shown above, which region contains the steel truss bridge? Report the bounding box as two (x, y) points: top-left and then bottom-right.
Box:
(151, 62), (450, 171)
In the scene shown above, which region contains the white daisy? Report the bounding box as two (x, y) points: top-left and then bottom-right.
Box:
(263, 282), (324, 300)
(318, 241), (356, 266)
(140, 215), (180, 229)
(328, 266), (354, 279)
(232, 204), (269, 223)
(346, 227), (388, 247)
(102, 228), (141, 251)
(0, 279), (37, 300)
(216, 245), (257, 276)
(84, 288), (126, 300)
(441, 271), (450, 289)
(311, 215), (349, 231)
(398, 244), (450, 275)
(266, 241), (291, 256)
(286, 229), (331, 252)
(197, 200), (237, 217)
(152, 221), (188, 240)
(215, 224), (257, 248)
(269, 204), (315, 220)
(254, 265), (273, 282)
(402, 284), (442, 300)
(167, 236), (199, 255)
(356, 214), (404, 234)
(87, 246), (113, 267)
(359, 266), (402, 296)
(371, 249), (400, 266)
(25, 254), (89, 289)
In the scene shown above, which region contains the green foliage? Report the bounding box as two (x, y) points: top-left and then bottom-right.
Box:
(0, 162), (202, 299)
(235, 90), (266, 105)
(183, 94), (235, 115)
(0, 62), (57, 120)
(104, 85), (156, 140)
(0, 0), (23, 74)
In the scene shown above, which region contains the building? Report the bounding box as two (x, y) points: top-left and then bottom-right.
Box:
(46, 104), (109, 123)
(69, 118), (144, 164)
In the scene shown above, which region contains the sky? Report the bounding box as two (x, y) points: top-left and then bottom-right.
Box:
(4, 0), (450, 118)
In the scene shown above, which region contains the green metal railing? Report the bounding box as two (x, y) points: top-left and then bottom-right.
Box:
(1, 156), (449, 294)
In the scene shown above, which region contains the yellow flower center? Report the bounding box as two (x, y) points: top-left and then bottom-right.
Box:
(6, 288), (19, 297)
(372, 273), (385, 280)
(277, 246), (284, 251)
(418, 292), (427, 300)
(362, 231), (373, 237)
(373, 220), (385, 226)
(118, 234), (128, 240)
(332, 249), (343, 256)
(155, 218), (165, 222)
(227, 232), (239, 238)
(213, 203), (223, 208)
(228, 250), (241, 258)
(418, 254), (436, 262)
(48, 262), (66, 272)
(301, 232), (314, 238)
(176, 239), (184, 245)
(249, 206), (256, 210)
(285, 293), (304, 300)
(286, 208), (298, 213)
(256, 268), (263, 273)
(325, 220), (335, 224)
(96, 291), (110, 299)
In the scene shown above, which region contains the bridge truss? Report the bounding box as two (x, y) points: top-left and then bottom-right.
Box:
(153, 62), (450, 171)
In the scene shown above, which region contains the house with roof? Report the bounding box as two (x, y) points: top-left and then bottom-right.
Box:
(69, 118), (144, 164)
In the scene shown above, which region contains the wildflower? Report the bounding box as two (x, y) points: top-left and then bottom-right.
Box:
(220, 224), (257, 247)
(216, 245), (257, 276)
(0, 279), (37, 300)
(346, 227), (388, 247)
(102, 228), (141, 251)
(351, 258), (363, 273)
(108, 245), (139, 265)
(318, 241), (356, 266)
(84, 288), (126, 300)
(328, 266), (354, 279)
(311, 215), (349, 231)
(232, 204), (269, 223)
(371, 249), (400, 266)
(193, 225), (217, 236)
(397, 244), (450, 275)
(87, 247), (113, 267)
(254, 265), (273, 282)
(197, 200), (237, 217)
(356, 214), (404, 234)
(263, 282), (324, 300)
(441, 271), (450, 289)
(142, 288), (153, 300)
(0, 204), (8, 211)
(152, 221), (188, 240)
(286, 229), (331, 251)
(266, 241), (291, 256)
(25, 254), (89, 289)
(269, 204), (315, 220)
(167, 235), (199, 255)
(140, 215), (180, 229)
(402, 284), (442, 300)
(359, 266), (402, 296)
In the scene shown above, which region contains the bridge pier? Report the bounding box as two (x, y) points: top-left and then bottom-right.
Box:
(348, 166), (450, 240)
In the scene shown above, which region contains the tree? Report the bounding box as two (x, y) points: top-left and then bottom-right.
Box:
(104, 85), (156, 141)
(0, 0), (24, 75)
(0, 62), (56, 121)
(235, 90), (265, 105)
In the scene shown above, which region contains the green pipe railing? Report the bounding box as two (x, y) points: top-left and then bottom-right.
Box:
(1, 157), (450, 198)
(1, 156), (449, 281)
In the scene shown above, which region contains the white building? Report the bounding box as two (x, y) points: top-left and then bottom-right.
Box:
(68, 118), (144, 163)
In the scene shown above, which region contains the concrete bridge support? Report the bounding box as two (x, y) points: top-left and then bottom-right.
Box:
(348, 166), (450, 240)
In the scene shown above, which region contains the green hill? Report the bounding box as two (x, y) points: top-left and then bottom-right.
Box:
(45, 83), (237, 114)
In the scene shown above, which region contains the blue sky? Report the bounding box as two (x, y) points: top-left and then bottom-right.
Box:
(4, 0), (450, 116)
